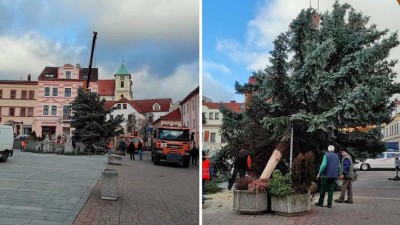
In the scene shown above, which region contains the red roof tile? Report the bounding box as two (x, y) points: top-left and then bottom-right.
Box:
(98, 79), (115, 96)
(133, 98), (172, 113)
(104, 101), (116, 111)
(160, 108), (181, 120)
(203, 101), (244, 113)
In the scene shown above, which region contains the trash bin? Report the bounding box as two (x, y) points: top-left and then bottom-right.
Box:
(100, 169), (118, 200)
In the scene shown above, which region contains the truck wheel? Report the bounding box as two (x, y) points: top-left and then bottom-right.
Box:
(154, 158), (160, 165)
(1, 151), (9, 162)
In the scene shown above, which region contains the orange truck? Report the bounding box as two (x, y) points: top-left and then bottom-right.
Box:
(151, 126), (191, 168)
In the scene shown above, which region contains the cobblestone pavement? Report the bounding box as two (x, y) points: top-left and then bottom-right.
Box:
(0, 149), (107, 225)
(203, 170), (400, 225)
(73, 151), (199, 225)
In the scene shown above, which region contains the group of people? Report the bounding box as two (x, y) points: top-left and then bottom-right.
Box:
(105, 138), (144, 160)
(316, 145), (354, 208)
(219, 145), (354, 209)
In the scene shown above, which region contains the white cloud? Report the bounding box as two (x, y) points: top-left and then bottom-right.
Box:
(203, 61), (231, 74)
(0, 32), (84, 80)
(132, 61), (199, 102)
(202, 71), (235, 102)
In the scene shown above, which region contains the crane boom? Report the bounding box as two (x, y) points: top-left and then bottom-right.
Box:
(86, 31), (97, 89)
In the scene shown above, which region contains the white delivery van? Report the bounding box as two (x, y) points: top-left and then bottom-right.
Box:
(0, 125), (14, 162)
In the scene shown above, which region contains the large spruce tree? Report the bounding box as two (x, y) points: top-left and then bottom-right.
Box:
(222, 1), (400, 174)
(71, 88), (123, 150)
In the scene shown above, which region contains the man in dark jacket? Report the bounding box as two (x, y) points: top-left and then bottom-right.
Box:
(316, 145), (340, 208)
(227, 146), (250, 190)
(335, 148), (354, 204)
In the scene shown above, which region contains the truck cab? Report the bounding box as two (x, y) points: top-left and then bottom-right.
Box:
(151, 126), (191, 167)
(0, 125), (14, 162)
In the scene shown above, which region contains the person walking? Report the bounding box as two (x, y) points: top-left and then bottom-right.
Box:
(227, 146), (251, 190)
(119, 138), (127, 156)
(335, 148), (354, 204)
(191, 144), (199, 166)
(106, 139), (113, 155)
(128, 141), (135, 160)
(138, 141), (143, 160)
(316, 145), (341, 208)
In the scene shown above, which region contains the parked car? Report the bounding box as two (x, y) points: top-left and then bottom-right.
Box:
(14, 134), (30, 140)
(358, 151), (399, 171)
(0, 125), (14, 162)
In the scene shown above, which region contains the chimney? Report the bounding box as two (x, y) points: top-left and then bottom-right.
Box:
(76, 63), (80, 68)
(27, 74), (31, 81)
(230, 100), (236, 103)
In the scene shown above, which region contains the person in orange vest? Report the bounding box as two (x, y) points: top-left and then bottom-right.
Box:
(202, 150), (212, 204)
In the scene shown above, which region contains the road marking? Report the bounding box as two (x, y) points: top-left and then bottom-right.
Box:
(354, 197), (400, 200)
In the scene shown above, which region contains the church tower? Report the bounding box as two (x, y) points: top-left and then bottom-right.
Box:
(114, 62), (133, 100)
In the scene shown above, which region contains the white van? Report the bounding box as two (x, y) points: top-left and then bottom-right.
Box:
(0, 125), (14, 162)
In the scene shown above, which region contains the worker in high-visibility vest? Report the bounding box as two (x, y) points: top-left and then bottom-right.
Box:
(202, 151), (211, 204)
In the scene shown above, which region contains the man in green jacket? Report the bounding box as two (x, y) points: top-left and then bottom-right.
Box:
(316, 145), (341, 208)
(335, 148), (354, 204)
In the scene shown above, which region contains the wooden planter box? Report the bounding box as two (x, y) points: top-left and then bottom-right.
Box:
(271, 193), (310, 216)
(233, 190), (268, 214)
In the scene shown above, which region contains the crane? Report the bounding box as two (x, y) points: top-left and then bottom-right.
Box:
(83, 31), (97, 92)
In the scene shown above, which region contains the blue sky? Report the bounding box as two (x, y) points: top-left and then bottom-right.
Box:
(203, 0), (400, 103)
(0, 0), (199, 102)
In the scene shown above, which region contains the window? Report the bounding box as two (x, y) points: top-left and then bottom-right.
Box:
(21, 91), (27, 99)
(0, 89), (2, 98)
(20, 108), (26, 116)
(63, 105), (71, 118)
(116, 104), (121, 109)
(9, 107), (15, 116)
(66, 71), (71, 79)
(29, 91), (34, 99)
(153, 103), (160, 111)
(221, 134), (227, 143)
(210, 133), (216, 143)
(192, 99), (195, 110)
(209, 112), (213, 120)
(123, 103), (127, 109)
(28, 108), (33, 116)
(44, 87), (50, 96)
(10, 90), (16, 99)
(193, 118), (195, 128)
(65, 88), (72, 97)
(121, 80), (125, 88)
(110, 115), (114, 120)
(215, 112), (220, 120)
(202, 113), (207, 124)
(43, 105), (49, 115)
(52, 87), (58, 96)
(183, 106), (185, 115)
(51, 106), (57, 115)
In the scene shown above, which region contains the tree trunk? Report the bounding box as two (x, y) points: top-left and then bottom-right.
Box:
(260, 141), (289, 179)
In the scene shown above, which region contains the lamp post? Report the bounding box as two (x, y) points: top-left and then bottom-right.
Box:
(290, 121), (294, 172)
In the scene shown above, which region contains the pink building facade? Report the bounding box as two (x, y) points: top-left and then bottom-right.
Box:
(180, 86), (199, 147)
(33, 64), (98, 138)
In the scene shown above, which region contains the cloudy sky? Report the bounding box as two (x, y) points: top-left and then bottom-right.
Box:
(203, 0), (400, 103)
(0, 0), (199, 102)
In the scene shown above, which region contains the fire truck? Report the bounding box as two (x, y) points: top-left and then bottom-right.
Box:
(151, 126), (191, 168)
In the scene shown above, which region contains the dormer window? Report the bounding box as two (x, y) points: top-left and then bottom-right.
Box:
(153, 103), (161, 111)
(66, 71), (71, 79)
